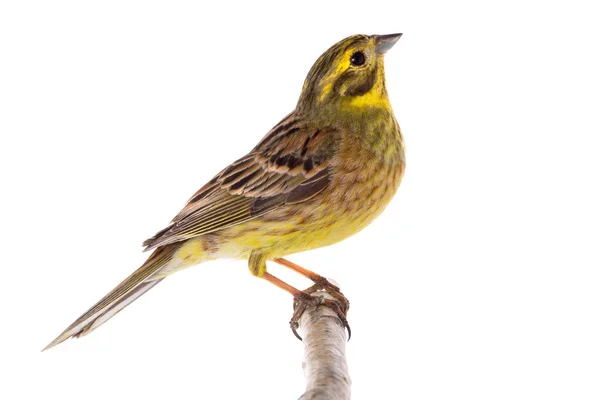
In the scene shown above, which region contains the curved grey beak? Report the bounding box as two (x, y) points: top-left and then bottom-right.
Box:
(375, 33), (403, 54)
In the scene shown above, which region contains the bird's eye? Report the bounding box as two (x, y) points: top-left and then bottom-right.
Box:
(350, 51), (366, 66)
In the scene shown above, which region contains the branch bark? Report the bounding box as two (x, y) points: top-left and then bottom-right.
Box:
(297, 291), (351, 400)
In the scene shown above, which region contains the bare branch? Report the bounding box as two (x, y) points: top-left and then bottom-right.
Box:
(297, 291), (351, 400)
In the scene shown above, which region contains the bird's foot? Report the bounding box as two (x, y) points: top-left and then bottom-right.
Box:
(289, 279), (351, 341)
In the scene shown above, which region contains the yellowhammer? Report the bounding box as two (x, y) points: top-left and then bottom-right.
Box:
(44, 33), (405, 350)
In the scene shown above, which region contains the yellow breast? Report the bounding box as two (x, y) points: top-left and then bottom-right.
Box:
(214, 121), (405, 260)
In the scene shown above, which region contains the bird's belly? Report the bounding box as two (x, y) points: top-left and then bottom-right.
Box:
(213, 156), (404, 259)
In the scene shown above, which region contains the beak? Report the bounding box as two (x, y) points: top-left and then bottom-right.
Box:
(375, 33), (403, 54)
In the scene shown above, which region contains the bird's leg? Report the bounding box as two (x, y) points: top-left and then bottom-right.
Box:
(261, 272), (347, 340)
(273, 258), (351, 340)
(251, 251), (349, 340)
(274, 258), (348, 306)
(274, 258), (323, 282)
(261, 272), (301, 296)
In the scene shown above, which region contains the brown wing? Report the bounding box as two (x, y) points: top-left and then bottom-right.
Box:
(142, 114), (339, 250)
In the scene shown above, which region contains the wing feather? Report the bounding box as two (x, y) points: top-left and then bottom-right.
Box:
(143, 115), (339, 250)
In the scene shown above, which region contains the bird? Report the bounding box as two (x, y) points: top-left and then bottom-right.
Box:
(44, 33), (405, 350)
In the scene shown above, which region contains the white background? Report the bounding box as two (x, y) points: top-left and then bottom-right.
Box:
(1, 1), (599, 399)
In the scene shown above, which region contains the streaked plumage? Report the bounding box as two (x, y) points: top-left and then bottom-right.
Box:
(44, 33), (405, 350)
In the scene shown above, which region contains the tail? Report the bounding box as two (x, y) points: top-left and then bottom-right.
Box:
(43, 245), (178, 351)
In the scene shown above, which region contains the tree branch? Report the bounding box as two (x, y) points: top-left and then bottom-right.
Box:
(297, 291), (351, 400)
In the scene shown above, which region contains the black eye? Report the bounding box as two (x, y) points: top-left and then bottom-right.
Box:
(350, 51), (366, 66)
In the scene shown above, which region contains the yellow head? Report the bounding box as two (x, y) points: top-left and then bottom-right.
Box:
(297, 33), (402, 115)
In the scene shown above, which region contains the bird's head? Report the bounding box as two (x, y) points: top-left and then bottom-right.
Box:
(297, 33), (402, 116)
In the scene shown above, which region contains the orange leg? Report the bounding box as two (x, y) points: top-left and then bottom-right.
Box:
(270, 258), (351, 341)
(261, 272), (301, 296)
(273, 258), (322, 282)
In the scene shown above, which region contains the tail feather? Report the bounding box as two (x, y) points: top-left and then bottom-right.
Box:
(72, 279), (164, 339)
(43, 245), (178, 351)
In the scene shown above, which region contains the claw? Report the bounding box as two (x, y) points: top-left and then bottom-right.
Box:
(289, 282), (351, 341)
(290, 320), (302, 341)
(290, 292), (316, 341)
(316, 297), (351, 341)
